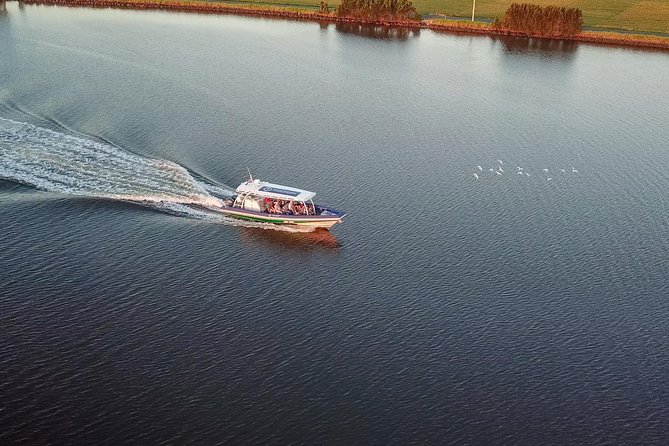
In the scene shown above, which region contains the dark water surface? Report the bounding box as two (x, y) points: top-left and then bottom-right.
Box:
(1, 4), (669, 444)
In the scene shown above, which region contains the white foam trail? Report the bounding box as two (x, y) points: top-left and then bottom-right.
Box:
(0, 117), (312, 232)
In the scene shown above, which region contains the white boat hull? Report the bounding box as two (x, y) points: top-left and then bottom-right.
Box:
(220, 207), (344, 229)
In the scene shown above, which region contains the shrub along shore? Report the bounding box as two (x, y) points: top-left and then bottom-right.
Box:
(18, 0), (669, 50)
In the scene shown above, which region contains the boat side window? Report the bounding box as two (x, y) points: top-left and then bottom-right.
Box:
(258, 199), (307, 215)
(296, 201), (308, 215)
(263, 197), (271, 213)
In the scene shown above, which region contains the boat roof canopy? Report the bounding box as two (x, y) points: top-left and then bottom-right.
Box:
(235, 179), (316, 202)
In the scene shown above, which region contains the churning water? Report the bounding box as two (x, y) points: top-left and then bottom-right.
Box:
(0, 117), (227, 208)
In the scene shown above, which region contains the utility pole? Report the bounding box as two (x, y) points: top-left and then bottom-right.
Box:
(471, 0), (476, 21)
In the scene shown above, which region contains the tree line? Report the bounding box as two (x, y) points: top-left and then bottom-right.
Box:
(495, 3), (583, 37)
(336, 0), (421, 22)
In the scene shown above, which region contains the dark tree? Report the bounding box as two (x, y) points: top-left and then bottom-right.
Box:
(497, 3), (583, 37)
(336, 0), (421, 21)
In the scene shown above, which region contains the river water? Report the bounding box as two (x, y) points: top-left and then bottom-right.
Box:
(1, 3), (668, 444)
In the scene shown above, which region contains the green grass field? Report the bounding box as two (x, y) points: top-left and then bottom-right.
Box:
(427, 0), (669, 33)
(214, 0), (669, 33)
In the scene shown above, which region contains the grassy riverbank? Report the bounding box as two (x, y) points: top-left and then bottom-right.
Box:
(214, 0), (669, 33)
(19, 0), (669, 49)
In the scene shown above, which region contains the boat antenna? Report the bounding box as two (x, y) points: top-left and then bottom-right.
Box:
(247, 167), (253, 182)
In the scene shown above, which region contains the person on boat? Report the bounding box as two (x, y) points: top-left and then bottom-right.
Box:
(264, 197), (272, 213)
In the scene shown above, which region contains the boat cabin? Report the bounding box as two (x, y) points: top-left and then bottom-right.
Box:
(232, 179), (318, 216)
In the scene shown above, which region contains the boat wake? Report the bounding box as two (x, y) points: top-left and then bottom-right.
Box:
(0, 117), (312, 232)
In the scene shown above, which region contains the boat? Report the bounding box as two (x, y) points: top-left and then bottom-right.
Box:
(219, 178), (346, 229)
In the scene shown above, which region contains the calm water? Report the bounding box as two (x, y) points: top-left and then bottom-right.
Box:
(1, 3), (669, 444)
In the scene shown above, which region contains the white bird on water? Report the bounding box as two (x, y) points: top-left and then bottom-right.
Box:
(495, 170), (502, 175)
(497, 160), (504, 165)
(560, 169), (566, 173)
(547, 177), (553, 182)
(525, 172), (531, 176)
(477, 165), (483, 171)
(498, 168), (504, 173)
(517, 166), (523, 171)
(489, 168), (494, 172)
(572, 167), (578, 173)
(473, 173), (479, 179)
(517, 171), (523, 175)
(543, 168), (549, 173)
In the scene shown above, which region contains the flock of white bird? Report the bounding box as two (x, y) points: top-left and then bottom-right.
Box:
(472, 160), (578, 181)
